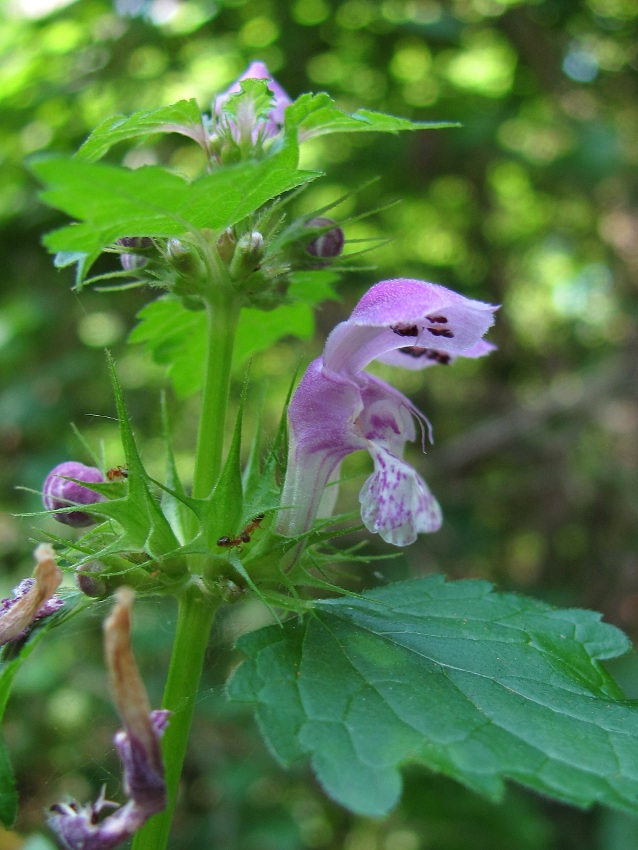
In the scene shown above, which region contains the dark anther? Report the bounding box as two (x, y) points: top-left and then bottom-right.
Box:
(399, 346), (428, 358)
(49, 804), (68, 815)
(429, 351), (451, 365)
(427, 328), (454, 338)
(399, 347), (451, 365)
(426, 315), (448, 324)
(391, 324), (419, 337)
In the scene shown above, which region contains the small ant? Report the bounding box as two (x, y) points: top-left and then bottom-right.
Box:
(217, 513), (265, 550)
(106, 465), (129, 481)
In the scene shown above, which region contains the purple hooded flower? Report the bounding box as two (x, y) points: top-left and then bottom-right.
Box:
(214, 60), (291, 144)
(43, 461), (106, 527)
(277, 279), (497, 546)
(48, 590), (169, 850)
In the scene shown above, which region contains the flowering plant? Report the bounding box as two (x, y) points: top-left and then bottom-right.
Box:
(3, 62), (638, 850)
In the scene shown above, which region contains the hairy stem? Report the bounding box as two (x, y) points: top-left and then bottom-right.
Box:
(192, 291), (240, 501)
(135, 264), (240, 849)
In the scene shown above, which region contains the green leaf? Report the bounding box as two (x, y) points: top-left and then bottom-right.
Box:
(130, 295), (317, 397)
(0, 730), (17, 828)
(77, 99), (208, 162)
(96, 356), (184, 562)
(199, 384), (245, 546)
(129, 298), (207, 398)
(31, 140), (318, 284)
(287, 93), (459, 141)
(228, 575), (638, 817)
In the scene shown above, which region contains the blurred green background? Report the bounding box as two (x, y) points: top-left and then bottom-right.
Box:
(1, 0), (638, 847)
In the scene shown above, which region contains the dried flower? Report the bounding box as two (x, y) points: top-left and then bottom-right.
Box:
(48, 589), (169, 850)
(0, 544), (63, 646)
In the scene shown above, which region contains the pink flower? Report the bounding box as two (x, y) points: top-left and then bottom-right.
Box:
(277, 279), (497, 546)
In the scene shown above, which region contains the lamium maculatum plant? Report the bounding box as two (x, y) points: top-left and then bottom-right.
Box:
(3, 61), (638, 850)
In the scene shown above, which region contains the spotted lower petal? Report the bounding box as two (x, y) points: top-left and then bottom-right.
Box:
(359, 446), (442, 546)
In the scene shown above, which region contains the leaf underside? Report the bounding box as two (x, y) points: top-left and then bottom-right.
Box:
(228, 575), (638, 817)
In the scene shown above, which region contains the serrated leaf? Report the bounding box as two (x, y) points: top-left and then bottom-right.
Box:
(31, 140), (318, 284)
(228, 575), (638, 817)
(77, 99), (208, 162)
(99, 356), (183, 561)
(287, 93), (458, 141)
(130, 296), (317, 397)
(200, 385), (245, 544)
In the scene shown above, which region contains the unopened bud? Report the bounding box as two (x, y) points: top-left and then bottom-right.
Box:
(306, 217), (344, 260)
(116, 237), (153, 250)
(76, 562), (108, 598)
(230, 231), (265, 280)
(216, 228), (237, 264)
(166, 238), (206, 283)
(42, 462), (106, 527)
(120, 253), (148, 272)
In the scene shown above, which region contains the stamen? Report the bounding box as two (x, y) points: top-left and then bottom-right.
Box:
(425, 315), (448, 323)
(427, 328), (454, 338)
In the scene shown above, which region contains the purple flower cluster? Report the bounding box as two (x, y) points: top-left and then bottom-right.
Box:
(213, 60), (291, 146)
(277, 279), (497, 546)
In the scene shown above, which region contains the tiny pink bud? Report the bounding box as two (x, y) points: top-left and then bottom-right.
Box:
(43, 462), (106, 527)
(76, 562), (108, 598)
(306, 217), (345, 260)
(120, 253), (147, 272)
(116, 237), (153, 250)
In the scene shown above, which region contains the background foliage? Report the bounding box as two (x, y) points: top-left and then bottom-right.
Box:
(1, 0), (637, 847)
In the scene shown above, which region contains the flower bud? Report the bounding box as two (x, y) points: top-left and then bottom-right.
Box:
(76, 561), (108, 598)
(229, 231), (265, 280)
(216, 227), (237, 265)
(116, 237), (153, 250)
(306, 218), (345, 260)
(166, 238), (206, 282)
(120, 253), (148, 272)
(43, 462), (106, 527)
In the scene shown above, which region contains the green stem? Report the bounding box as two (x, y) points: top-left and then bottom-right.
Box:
(192, 292), (240, 501)
(131, 586), (216, 850)
(134, 269), (240, 850)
